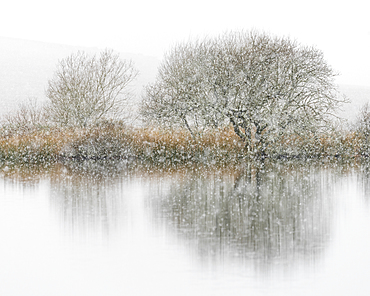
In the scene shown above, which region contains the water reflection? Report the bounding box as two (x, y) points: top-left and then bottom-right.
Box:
(358, 160), (370, 206)
(150, 161), (336, 270)
(0, 160), (362, 270)
(47, 163), (139, 242)
(2, 160), (370, 295)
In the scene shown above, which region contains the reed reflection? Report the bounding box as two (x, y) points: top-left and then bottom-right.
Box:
(358, 160), (370, 206)
(151, 161), (335, 269)
(48, 163), (131, 241)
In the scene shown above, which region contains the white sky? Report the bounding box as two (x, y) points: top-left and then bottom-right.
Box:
(1, 0), (369, 87)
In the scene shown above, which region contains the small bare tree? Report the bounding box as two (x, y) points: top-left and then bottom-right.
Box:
(46, 49), (138, 127)
(1, 98), (48, 134)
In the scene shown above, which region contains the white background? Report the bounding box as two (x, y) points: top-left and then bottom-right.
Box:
(1, 0), (369, 87)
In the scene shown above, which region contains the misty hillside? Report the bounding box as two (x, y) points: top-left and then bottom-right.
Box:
(0, 37), (160, 117)
(0, 37), (369, 123)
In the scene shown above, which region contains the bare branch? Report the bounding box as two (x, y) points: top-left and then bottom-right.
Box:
(46, 49), (138, 127)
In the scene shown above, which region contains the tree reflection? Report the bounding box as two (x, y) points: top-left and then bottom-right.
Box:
(151, 161), (335, 269)
(0, 160), (344, 268)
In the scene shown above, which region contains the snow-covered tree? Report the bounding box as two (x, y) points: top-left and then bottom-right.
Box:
(355, 102), (370, 155)
(46, 49), (138, 127)
(141, 31), (345, 156)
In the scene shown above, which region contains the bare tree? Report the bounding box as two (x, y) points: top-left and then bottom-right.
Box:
(1, 98), (49, 133)
(141, 31), (346, 155)
(46, 49), (138, 127)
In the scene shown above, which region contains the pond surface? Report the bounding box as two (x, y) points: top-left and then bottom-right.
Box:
(0, 160), (370, 296)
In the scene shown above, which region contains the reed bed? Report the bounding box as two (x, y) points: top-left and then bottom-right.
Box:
(0, 123), (368, 166)
(273, 131), (363, 158)
(57, 126), (245, 164)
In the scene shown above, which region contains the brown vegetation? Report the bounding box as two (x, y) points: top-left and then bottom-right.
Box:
(0, 120), (367, 166)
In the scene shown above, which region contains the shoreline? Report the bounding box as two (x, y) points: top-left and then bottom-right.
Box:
(0, 124), (366, 167)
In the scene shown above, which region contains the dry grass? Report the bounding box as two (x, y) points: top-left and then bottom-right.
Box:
(127, 127), (244, 163)
(274, 131), (362, 158)
(0, 123), (367, 166)
(0, 128), (76, 165)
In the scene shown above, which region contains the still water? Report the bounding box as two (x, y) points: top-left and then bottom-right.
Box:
(0, 160), (370, 296)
